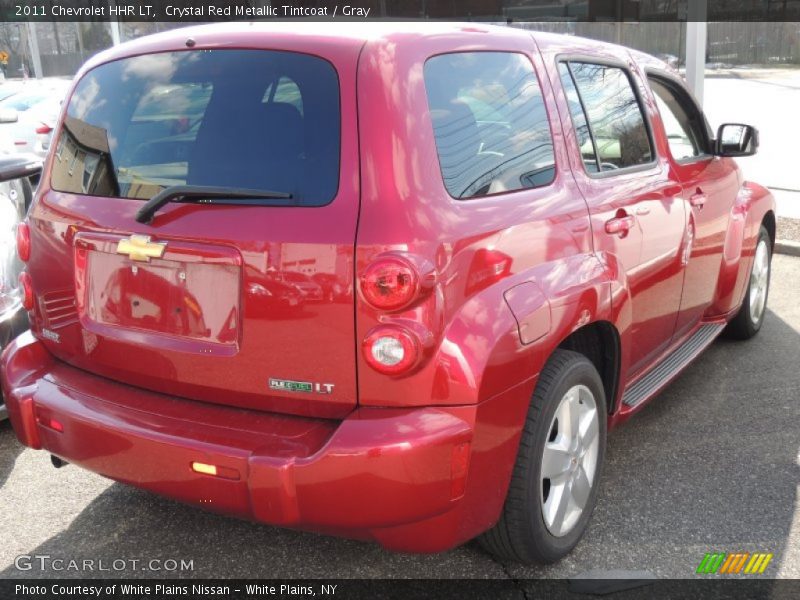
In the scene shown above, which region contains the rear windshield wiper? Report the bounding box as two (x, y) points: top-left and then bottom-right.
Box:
(135, 185), (293, 224)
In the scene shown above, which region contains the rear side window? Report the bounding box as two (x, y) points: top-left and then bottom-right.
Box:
(560, 62), (653, 172)
(558, 63), (599, 172)
(424, 52), (555, 199)
(52, 50), (341, 206)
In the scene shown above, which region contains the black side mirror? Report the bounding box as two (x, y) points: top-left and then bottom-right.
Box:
(0, 154), (42, 183)
(715, 123), (759, 157)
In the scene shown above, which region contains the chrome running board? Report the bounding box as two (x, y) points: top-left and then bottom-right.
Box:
(622, 323), (726, 408)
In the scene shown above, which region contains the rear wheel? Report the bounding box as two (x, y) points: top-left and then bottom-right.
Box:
(726, 225), (771, 340)
(479, 350), (606, 564)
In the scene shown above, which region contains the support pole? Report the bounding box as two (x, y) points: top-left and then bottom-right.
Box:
(685, 1), (708, 106)
(109, 0), (121, 45)
(109, 20), (121, 46)
(25, 22), (43, 79)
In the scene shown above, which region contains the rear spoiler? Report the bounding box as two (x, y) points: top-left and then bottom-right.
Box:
(0, 154), (42, 183)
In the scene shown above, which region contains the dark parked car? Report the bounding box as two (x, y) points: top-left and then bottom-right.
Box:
(275, 271), (324, 302)
(246, 270), (305, 317)
(311, 272), (345, 302)
(1, 24), (774, 563)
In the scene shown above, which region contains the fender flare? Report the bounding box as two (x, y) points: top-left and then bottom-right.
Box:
(465, 252), (621, 404)
(709, 182), (776, 317)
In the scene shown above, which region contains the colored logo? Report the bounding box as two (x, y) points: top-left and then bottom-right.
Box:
(696, 552), (773, 575)
(116, 234), (167, 262)
(269, 378), (334, 395)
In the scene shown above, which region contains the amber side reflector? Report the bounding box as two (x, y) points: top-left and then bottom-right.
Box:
(450, 442), (471, 500)
(191, 461), (240, 480)
(192, 462), (217, 476)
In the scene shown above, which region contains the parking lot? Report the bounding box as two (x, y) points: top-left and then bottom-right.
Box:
(1, 253), (798, 581)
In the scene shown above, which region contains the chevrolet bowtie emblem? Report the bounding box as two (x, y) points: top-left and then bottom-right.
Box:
(116, 235), (166, 262)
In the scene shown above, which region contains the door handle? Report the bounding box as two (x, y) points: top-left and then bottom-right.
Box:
(605, 215), (635, 236)
(690, 191), (707, 209)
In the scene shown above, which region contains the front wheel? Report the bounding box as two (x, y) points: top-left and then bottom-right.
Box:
(479, 350), (607, 564)
(725, 225), (772, 340)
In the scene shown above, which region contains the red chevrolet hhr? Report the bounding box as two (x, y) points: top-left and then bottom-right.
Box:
(1, 23), (774, 563)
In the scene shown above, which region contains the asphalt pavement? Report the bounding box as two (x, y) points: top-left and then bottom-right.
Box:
(1, 255), (798, 581)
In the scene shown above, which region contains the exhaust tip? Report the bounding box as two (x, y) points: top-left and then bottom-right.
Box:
(50, 455), (68, 469)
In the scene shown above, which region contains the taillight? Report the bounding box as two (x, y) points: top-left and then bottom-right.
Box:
(16, 222), (30, 262)
(362, 326), (419, 375)
(360, 256), (419, 311)
(19, 271), (33, 310)
(35, 123), (53, 135)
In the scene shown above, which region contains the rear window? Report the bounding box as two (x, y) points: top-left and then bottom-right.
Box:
(424, 52), (555, 199)
(52, 50), (340, 206)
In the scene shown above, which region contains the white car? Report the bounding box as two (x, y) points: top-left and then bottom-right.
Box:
(0, 83), (23, 103)
(5, 97), (63, 158)
(0, 81), (70, 158)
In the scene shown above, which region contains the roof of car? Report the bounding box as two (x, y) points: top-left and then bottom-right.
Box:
(120, 21), (534, 46)
(83, 22), (667, 76)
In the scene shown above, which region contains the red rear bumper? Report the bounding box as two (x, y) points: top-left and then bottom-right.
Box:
(1, 331), (532, 552)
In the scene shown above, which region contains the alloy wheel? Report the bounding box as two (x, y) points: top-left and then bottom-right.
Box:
(749, 238), (770, 324)
(540, 384), (600, 537)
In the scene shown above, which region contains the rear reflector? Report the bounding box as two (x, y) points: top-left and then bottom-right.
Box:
(16, 222), (30, 262)
(38, 416), (64, 433)
(35, 123), (53, 135)
(19, 271), (33, 310)
(191, 461), (240, 480)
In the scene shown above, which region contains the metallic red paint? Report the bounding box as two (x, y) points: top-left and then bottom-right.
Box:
(0, 23), (776, 552)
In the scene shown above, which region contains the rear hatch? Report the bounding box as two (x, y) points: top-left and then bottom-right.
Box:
(26, 39), (361, 418)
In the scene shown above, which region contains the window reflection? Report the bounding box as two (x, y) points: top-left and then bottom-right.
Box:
(425, 52), (556, 199)
(51, 116), (118, 197)
(558, 62), (599, 172)
(566, 62), (653, 171)
(51, 50), (341, 206)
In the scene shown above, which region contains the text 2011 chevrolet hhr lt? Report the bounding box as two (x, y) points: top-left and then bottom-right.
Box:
(1, 23), (774, 563)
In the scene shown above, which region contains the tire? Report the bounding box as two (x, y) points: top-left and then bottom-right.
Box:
(479, 349), (607, 564)
(725, 225), (772, 340)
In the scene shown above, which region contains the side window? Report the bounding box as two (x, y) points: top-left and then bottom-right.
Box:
(424, 52), (556, 199)
(563, 61), (654, 172)
(648, 77), (708, 161)
(558, 63), (599, 173)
